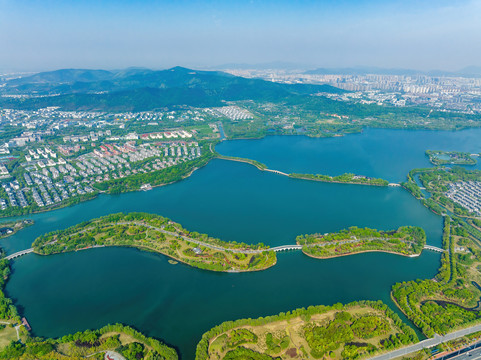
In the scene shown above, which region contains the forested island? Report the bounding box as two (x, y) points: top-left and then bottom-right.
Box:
(195, 300), (418, 360)
(297, 226), (426, 258)
(426, 150), (477, 166)
(290, 173), (389, 186)
(32, 212), (276, 272)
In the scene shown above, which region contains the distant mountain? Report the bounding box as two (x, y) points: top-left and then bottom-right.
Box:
(458, 66), (481, 76)
(212, 62), (312, 71)
(8, 69), (115, 85)
(0, 66), (345, 111)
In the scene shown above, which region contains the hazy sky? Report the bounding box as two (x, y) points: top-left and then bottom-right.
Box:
(1, 0), (480, 72)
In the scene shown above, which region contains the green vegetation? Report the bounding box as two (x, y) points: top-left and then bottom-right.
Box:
(391, 216), (481, 337)
(0, 324), (177, 360)
(213, 144), (392, 188)
(32, 212), (276, 272)
(3, 68), (481, 142)
(0, 217), (178, 360)
(290, 173), (389, 186)
(221, 96), (481, 140)
(426, 150), (477, 166)
(95, 142), (215, 194)
(196, 300), (418, 360)
(0, 67), (344, 112)
(298, 226), (426, 258)
(0, 259), (19, 323)
(0, 220), (33, 239)
(0, 192), (97, 219)
(416, 166), (481, 216)
(214, 154), (267, 171)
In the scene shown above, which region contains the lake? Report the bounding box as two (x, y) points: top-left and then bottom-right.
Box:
(5, 128), (480, 359)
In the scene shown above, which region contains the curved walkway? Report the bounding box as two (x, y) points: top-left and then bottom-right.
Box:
(6, 224), (444, 261)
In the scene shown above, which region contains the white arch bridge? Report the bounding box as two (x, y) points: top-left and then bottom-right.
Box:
(269, 245), (303, 252)
(2, 244), (445, 260)
(423, 245), (445, 253)
(6, 248), (34, 260)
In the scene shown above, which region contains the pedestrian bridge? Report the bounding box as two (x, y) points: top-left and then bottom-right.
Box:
(6, 248), (34, 260)
(270, 245), (303, 252)
(264, 169), (289, 176)
(424, 245), (445, 253)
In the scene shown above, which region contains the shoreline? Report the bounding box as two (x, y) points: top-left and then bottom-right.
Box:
(215, 154), (391, 187)
(302, 248), (421, 260)
(34, 238), (276, 273)
(289, 174), (390, 187)
(0, 156), (214, 220)
(0, 193), (98, 220)
(0, 219), (34, 239)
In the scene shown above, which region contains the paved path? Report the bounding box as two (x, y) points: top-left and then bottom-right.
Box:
(86, 350), (127, 360)
(7, 224), (444, 261)
(117, 222), (365, 253)
(368, 323), (481, 360)
(14, 324), (22, 341)
(117, 222), (274, 254)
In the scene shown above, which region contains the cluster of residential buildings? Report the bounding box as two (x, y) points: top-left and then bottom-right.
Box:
(0, 108), (210, 132)
(318, 76), (481, 113)
(62, 130), (112, 143)
(446, 181), (481, 215)
(213, 106), (253, 120)
(0, 138), (201, 212)
(224, 69), (481, 114)
(1, 181), (28, 208)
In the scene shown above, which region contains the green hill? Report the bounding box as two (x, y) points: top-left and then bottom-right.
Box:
(0, 66), (345, 111)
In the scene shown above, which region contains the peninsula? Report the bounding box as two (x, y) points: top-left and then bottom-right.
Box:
(195, 301), (418, 360)
(426, 150), (477, 166)
(0, 220), (33, 239)
(214, 150), (390, 186)
(32, 212), (276, 272)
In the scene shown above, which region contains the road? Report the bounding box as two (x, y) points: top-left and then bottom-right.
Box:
(368, 323), (481, 360)
(445, 345), (481, 360)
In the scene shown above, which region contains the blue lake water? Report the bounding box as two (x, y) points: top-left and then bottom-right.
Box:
(5, 128), (481, 359)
